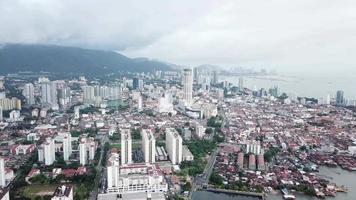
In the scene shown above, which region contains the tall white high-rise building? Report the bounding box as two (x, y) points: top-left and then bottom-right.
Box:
(183, 68), (193, 105)
(74, 106), (80, 119)
(40, 137), (56, 166)
(58, 86), (71, 109)
(165, 128), (183, 165)
(0, 157), (5, 187)
(141, 129), (156, 163)
(62, 132), (72, 161)
(82, 85), (95, 103)
(78, 137), (96, 166)
(41, 81), (58, 107)
(107, 152), (120, 188)
(23, 83), (35, 105)
(120, 129), (132, 165)
(79, 140), (87, 166)
(0, 106), (3, 121)
(238, 77), (244, 92)
(41, 82), (52, 104)
(137, 95), (143, 112)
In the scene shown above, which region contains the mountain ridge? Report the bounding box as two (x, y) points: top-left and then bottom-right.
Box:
(0, 44), (172, 75)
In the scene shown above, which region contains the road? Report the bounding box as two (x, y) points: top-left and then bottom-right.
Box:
(189, 147), (219, 199)
(89, 135), (108, 200)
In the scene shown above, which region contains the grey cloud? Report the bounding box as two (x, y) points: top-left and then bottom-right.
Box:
(1, 0), (356, 73)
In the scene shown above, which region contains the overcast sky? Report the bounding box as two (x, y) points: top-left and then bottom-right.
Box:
(1, 0), (356, 73)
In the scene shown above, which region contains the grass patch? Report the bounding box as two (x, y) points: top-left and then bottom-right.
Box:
(110, 143), (141, 150)
(110, 143), (121, 149)
(23, 184), (58, 199)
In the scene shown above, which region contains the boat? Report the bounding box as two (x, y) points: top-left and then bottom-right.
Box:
(283, 194), (296, 200)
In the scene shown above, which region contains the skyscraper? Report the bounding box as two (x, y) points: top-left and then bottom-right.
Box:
(79, 139), (87, 166)
(141, 129), (156, 163)
(41, 81), (58, 107)
(183, 68), (193, 105)
(336, 90), (345, 106)
(238, 77), (244, 92)
(133, 78), (143, 90)
(137, 95), (143, 112)
(212, 70), (218, 85)
(58, 86), (71, 109)
(74, 106), (80, 119)
(82, 85), (95, 103)
(23, 83), (35, 105)
(121, 129), (132, 165)
(0, 106), (2, 121)
(165, 128), (182, 165)
(62, 132), (72, 161)
(107, 152), (120, 188)
(40, 137), (56, 166)
(0, 157), (5, 187)
(41, 82), (52, 105)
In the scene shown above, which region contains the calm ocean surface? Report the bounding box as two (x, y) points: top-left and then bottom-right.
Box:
(192, 167), (356, 200)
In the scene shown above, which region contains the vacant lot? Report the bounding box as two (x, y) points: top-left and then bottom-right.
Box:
(23, 184), (58, 199)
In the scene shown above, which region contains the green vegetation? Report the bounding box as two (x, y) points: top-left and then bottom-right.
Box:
(109, 132), (120, 141)
(80, 106), (99, 114)
(209, 172), (223, 186)
(188, 140), (216, 159)
(207, 116), (222, 128)
(213, 133), (225, 143)
(178, 140), (217, 176)
(156, 140), (165, 147)
(11, 153), (38, 199)
(264, 147), (280, 162)
(131, 128), (141, 140)
(178, 159), (206, 176)
(70, 130), (81, 137)
(293, 185), (316, 196)
(182, 182), (192, 191)
(23, 184), (58, 199)
(70, 128), (97, 138)
(205, 127), (213, 134)
(110, 143), (121, 149)
(102, 142), (110, 167)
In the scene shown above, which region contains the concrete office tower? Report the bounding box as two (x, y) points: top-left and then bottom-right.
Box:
(50, 82), (58, 106)
(165, 128), (183, 165)
(326, 94), (331, 105)
(183, 68), (193, 105)
(141, 129), (156, 163)
(74, 106), (80, 119)
(137, 95), (143, 112)
(41, 81), (58, 106)
(238, 77), (244, 92)
(82, 85), (95, 103)
(120, 129), (132, 165)
(0, 157), (5, 187)
(79, 139), (87, 166)
(23, 83), (35, 105)
(41, 82), (52, 104)
(336, 90), (345, 105)
(43, 137), (56, 166)
(133, 77), (143, 90)
(212, 70), (218, 85)
(58, 86), (71, 108)
(107, 152), (120, 188)
(62, 133), (72, 161)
